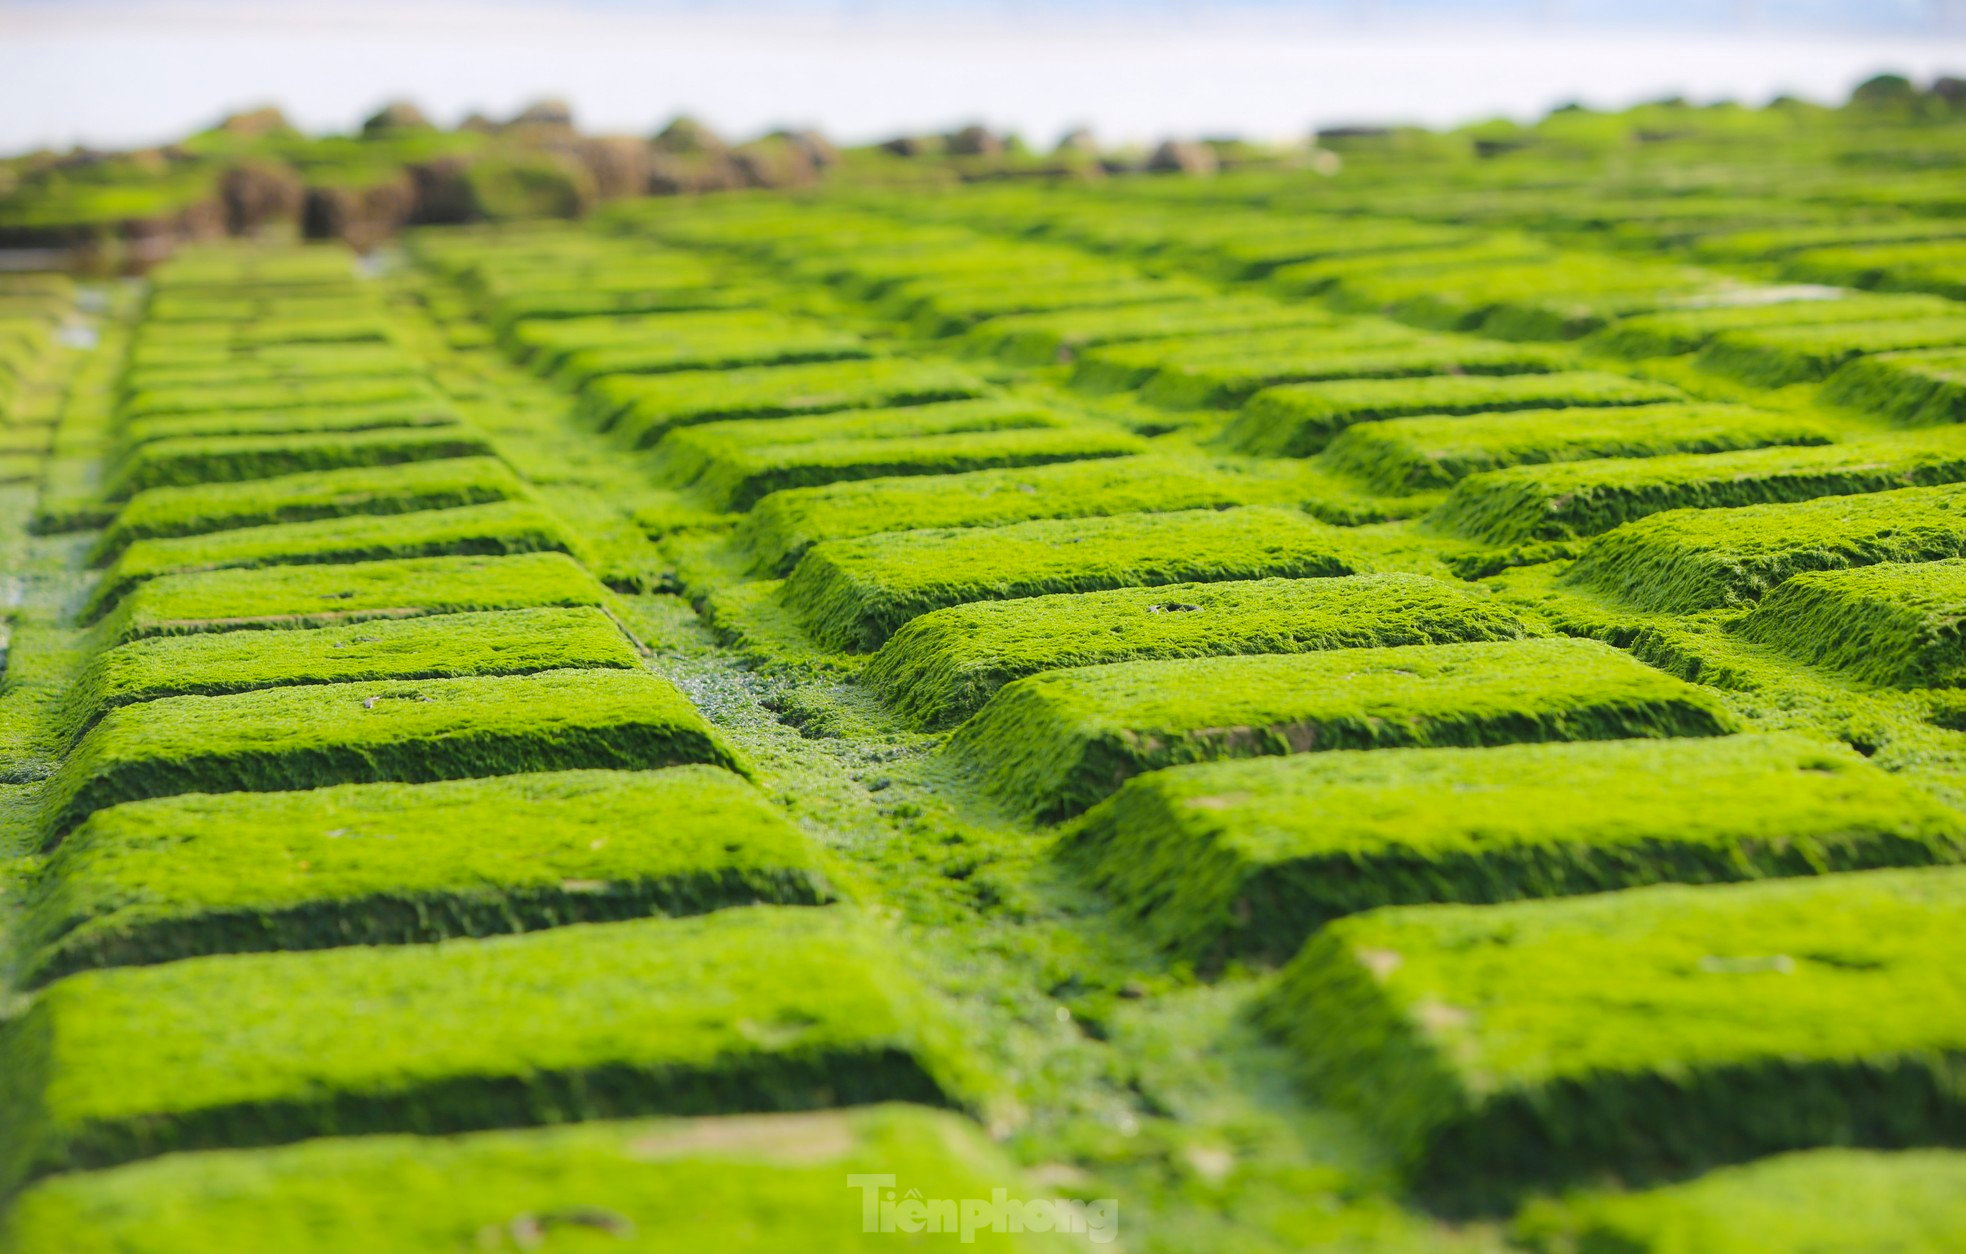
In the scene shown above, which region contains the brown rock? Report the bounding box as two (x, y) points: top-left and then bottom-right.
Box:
(1146, 139), (1219, 176)
(576, 136), (653, 200)
(302, 175), (414, 251)
(406, 156), (477, 225)
(214, 106), (293, 138)
(729, 137), (819, 190)
(510, 98), (575, 129)
(651, 115), (729, 156)
(774, 128), (839, 169)
(218, 161), (304, 235)
(945, 124), (1002, 157)
(361, 100), (433, 136)
(1053, 127), (1098, 155)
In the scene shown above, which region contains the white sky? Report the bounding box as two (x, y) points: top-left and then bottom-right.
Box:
(3, 1), (1965, 152)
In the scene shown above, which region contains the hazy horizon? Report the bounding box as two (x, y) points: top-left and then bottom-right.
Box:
(5, 0), (1966, 155)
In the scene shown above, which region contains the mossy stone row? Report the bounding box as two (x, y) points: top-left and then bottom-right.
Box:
(1256, 865), (1966, 1210)
(0, 1105), (1067, 1254)
(950, 637), (1738, 820)
(784, 505), (1358, 653)
(1075, 734), (1965, 966)
(0, 909), (969, 1188)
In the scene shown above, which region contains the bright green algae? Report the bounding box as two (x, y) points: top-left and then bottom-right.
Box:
(1823, 345), (1966, 426)
(104, 427), (496, 497)
(1076, 734), (1966, 965)
(551, 319), (871, 386)
(0, 1106), (1073, 1254)
(586, 358), (988, 446)
(1732, 558), (1966, 687)
(1323, 402), (1831, 493)
(0, 908), (968, 1185)
(89, 457), (529, 563)
(1436, 428), (1966, 546)
(118, 400), (462, 448)
(952, 637), (1738, 820)
(119, 375), (442, 421)
(654, 396), (1075, 491)
(40, 667), (744, 843)
(738, 455), (1290, 575)
(1139, 340), (1571, 410)
(20, 767), (840, 984)
(1694, 316), (1966, 387)
(864, 573), (1527, 729)
(671, 425), (1146, 513)
(1222, 371), (1682, 457)
(968, 297), (1329, 364)
(83, 501), (581, 621)
(784, 506), (1357, 652)
(1256, 865), (1966, 1208)
(1592, 293), (1959, 358)
(1566, 482), (1966, 612)
(1513, 1148), (1966, 1253)
(1069, 321), (1419, 394)
(64, 606), (638, 741)
(99, 552), (609, 643)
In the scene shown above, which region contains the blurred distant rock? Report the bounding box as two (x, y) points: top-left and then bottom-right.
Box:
(1147, 139), (1219, 176)
(362, 101), (434, 136)
(945, 124), (1003, 157)
(652, 115), (729, 156)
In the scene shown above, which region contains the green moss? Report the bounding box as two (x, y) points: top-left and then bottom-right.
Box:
(118, 401), (462, 449)
(90, 457), (528, 563)
(1088, 734), (1965, 968)
(0, 1105), (1073, 1253)
(22, 766), (840, 983)
(1593, 293), (1957, 358)
(967, 298), (1330, 365)
(1694, 317), (1966, 387)
(135, 316), (392, 350)
(120, 354), (421, 397)
(104, 428), (496, 498)
(1783, 239), (1966, 298)
(587, 360), (989, 447)
(543, 312), (870, 383)
(1141, 340), (1571, 411)
(865, 573), (1526, 729)
(503, 306), (768, 366)
(690, 427), (1148, 514)
(1256, 865), (1966, 1208)
(654, 398), (1071, 486)
(785, 506), (1357, 652)
(491, 284), (754, 333)
(1222, 372), (1681, 458)
(121, 376), (443, 423)
(1822, 346), (1966, 426)
(1323, 253), (1716, 338)
(99, 552), (610, 644)
(64, 606), (637, 741)
(1514, 1148), (1966, 1253)
(739, 455), (1291, 576)
(1324, 403), (1831, 493)
(84, 501), (580, 621)
(41, 667), (743, 841)
(1069, 322), (1418, 394)
(1565, 483), (1966, 612)
(1436, 428), (1966, 546)
(0, 908), (968, 1185)
(957, 637), (1737, 820)
(1731, 558), (1966, 687)
(904, 277), (1204, 338)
